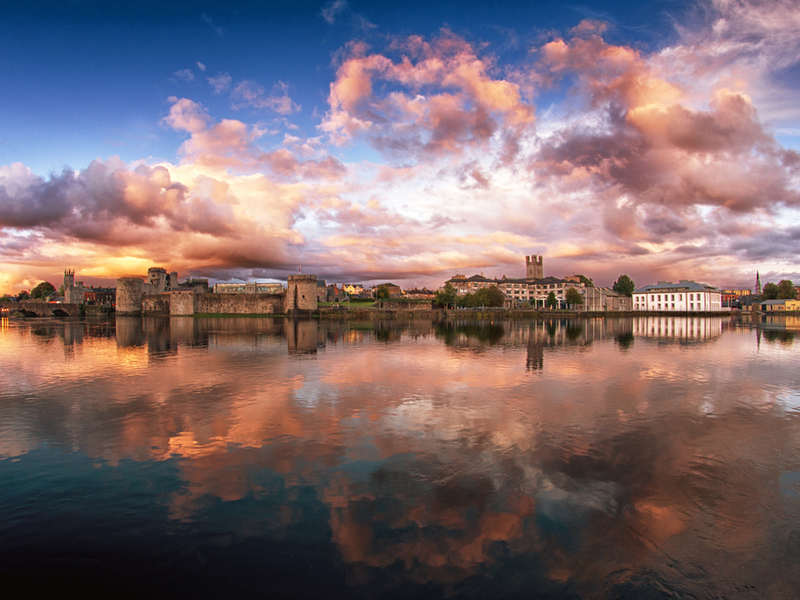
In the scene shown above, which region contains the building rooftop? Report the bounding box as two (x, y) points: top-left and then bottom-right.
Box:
(595, 287), (621, 296)
(635, 281), (718, 293)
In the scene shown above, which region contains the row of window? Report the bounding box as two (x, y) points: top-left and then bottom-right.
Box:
(643, 293), (704, 302)
(649, 303), (701, 310)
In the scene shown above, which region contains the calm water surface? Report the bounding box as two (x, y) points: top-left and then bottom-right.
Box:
(1, 315), (799, 599)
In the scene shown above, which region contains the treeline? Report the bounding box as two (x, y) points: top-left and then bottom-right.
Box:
(2, 281), (56, 302)
(761, 279), (797, 300)
(434, 284), (505, 308)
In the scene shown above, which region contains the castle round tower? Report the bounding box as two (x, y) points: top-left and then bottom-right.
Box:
(116, 277), (145, 315)
(285, 275), (318, 314)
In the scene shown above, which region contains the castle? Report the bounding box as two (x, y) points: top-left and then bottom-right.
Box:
(117, 267), (317, 316)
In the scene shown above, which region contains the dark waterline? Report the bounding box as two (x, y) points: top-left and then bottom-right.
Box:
(1, 315), (799, 599)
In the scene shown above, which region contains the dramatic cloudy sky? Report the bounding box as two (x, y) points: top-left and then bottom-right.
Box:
(1, 0), (799, 293)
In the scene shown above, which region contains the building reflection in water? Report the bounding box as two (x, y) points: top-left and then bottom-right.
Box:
(631, 315), (723, 341)
(287, 318), (324, 354)
(1, 315), (799, 598)
(116, 316), (144, 348)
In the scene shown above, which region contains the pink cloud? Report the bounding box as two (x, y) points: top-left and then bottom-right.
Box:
(4, 5), (800, 294)
(162, 97), (211, 134)
(531, 27), (800, 247)
(164, 97), (345, 180)
(320, 32), (535, 162)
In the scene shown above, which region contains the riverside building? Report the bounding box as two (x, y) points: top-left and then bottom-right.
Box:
(632, 281), (724, 312)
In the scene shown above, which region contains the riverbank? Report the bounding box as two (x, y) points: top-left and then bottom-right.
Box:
(317, 307), (742, 320)
(3, 306), (783, 320)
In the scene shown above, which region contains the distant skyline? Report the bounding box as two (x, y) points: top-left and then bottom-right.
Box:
(2, 0), (799, 294)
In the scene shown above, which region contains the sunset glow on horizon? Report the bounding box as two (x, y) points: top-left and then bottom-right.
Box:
(2, 0), (799, 294)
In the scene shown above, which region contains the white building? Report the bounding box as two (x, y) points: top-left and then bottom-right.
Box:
(632, 281), (725, 312)
(212, 282), (284, 294)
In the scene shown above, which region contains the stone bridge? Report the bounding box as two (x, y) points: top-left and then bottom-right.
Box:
(9, 302), (81, 317)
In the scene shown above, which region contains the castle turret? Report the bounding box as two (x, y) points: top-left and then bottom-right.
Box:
(285, 274), (318, 314)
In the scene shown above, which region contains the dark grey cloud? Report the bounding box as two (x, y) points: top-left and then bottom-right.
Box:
(0, 160), (251, 247)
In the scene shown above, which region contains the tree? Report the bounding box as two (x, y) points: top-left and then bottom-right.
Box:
(612, 274), (636, 297)
(462, 286), (505, 308)
(545, 291), (557, 308)
(565, 287), (584, 307)
(762, 282), (779, 299)
(30, 281), (56, 299)
(576, 274), (593, 287)
(374, 284), (390, 300)
(776, 280), (798, 300)
(17, 290), (30, 301)
(484, 285), (505, 308)
(434, 283), (457, 308)
(455, 292), (474, 307)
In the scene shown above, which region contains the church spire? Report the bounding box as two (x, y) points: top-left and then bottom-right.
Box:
(755, 271), (761, 295)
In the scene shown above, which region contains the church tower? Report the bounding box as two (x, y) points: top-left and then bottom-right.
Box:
(63, 269), (79, 304)
(755, 271), (762, 295)
(526, 255), (544, 281)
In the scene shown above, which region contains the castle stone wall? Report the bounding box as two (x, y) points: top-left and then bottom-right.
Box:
(142, 293), (170, 315)
(195, 293), (285, 315)
(170, 290), (197, 316)
(117, 272), (319, 316)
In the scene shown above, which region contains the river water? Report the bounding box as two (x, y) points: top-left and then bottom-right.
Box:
(1, 315), (799, 599)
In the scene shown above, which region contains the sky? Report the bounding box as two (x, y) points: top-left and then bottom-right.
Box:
(1, 0), (799, 294)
